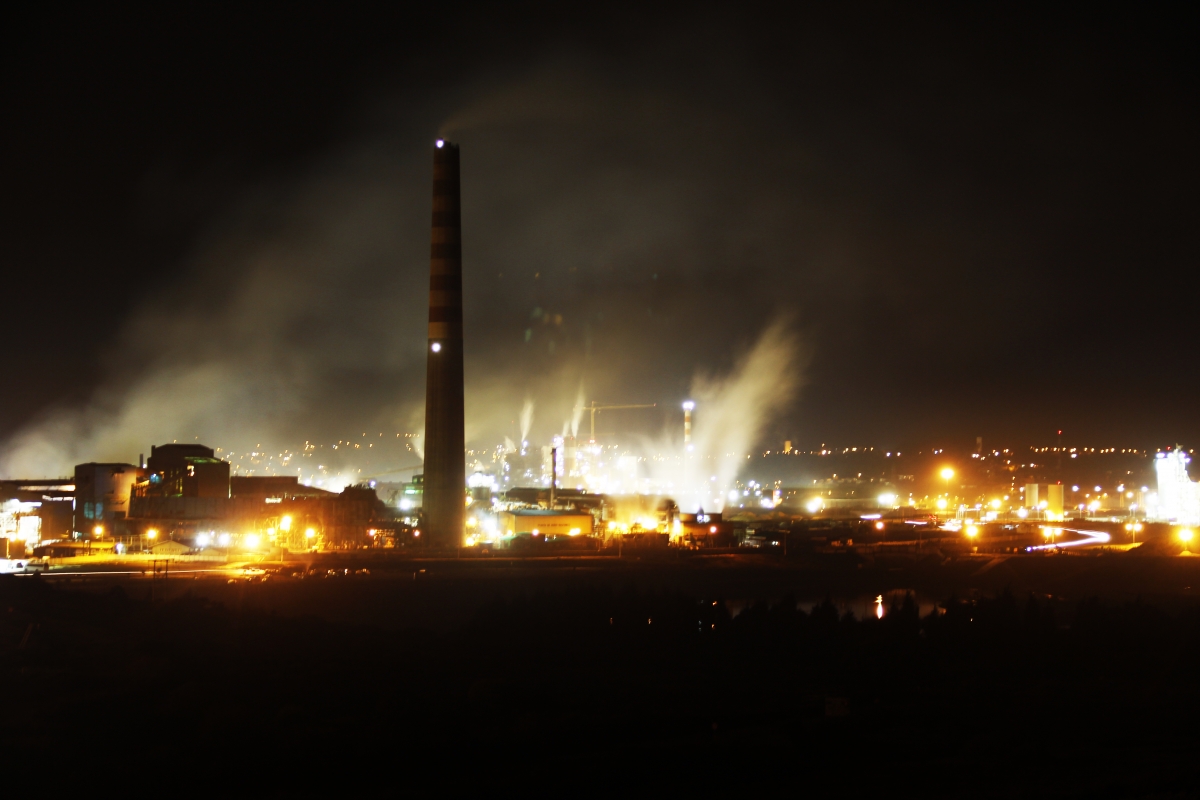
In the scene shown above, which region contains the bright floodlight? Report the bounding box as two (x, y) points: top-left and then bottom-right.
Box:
(1181, 529), (1195, 543)
(431, 342), (442, 352)
(940, 467), (954, 481)
(436, 139), (444, 148)
(682, 401), (695, 410)
(805, 497), (822, 514)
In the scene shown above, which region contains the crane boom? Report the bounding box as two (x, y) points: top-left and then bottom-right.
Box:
(575, 401), (657, 442)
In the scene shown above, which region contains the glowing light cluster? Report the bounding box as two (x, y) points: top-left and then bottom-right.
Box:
(1154, 451), (1200, 525)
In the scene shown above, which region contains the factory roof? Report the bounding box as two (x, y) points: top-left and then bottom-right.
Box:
(504, 508), (591, 516)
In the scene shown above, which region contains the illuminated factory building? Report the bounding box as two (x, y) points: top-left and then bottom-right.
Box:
(1154, 450), (1200, 525)
(498, 508), (594, 538)
(74, 461), (142, 537)
(138, 444), (229, 500)
(4, 443), (404, 558)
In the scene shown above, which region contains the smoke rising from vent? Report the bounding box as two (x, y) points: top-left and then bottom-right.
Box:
(569, 385), (586, 440)
(678, 319), (805, 511)
(635, 319), (805, 512)
(519, 398), (535, 445)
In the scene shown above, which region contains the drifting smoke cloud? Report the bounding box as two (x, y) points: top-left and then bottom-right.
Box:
(0, 142), (432, 478)
(1, 49), (841, 481)
(649, 319), (806, 512)
(686, 320), (805, 509)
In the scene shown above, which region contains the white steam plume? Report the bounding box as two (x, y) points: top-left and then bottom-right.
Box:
(519, 398), (535, 444)
(649, 319), (805, 512)
(569, 383), (586, 439)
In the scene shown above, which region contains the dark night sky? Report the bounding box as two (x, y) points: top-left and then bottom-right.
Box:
(1, 3), (1195, 476)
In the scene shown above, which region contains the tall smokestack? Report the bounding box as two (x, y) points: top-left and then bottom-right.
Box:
(423, 139), (465, 548)
(683, 401), (694, 448)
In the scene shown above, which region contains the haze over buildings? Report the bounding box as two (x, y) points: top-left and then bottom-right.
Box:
(1, 6), (1196, 486)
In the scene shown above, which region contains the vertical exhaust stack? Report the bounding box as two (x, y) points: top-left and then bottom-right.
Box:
(423, 139), (466, 548)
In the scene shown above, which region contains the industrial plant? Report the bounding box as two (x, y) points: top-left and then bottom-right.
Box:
(3, 141), (1198, 569)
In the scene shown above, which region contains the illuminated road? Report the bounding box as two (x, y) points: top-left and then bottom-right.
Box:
(1027, 527), (1111, 551)
(2, 563), (260, 578)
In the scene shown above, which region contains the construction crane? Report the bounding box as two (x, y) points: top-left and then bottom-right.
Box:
(576, 401), (657, 443)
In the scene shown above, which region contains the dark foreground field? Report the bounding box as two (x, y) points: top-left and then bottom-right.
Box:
(3, 553), (1199, 796)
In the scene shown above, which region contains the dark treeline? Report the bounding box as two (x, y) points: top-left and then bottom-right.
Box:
(2, 574), (1197, 795)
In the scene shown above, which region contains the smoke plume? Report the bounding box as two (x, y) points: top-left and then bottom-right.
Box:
(650, 319), (806, 512)
(519, 398), (535, 445)
(1, 52), (832, 481)
(569, 384), (586, 440)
